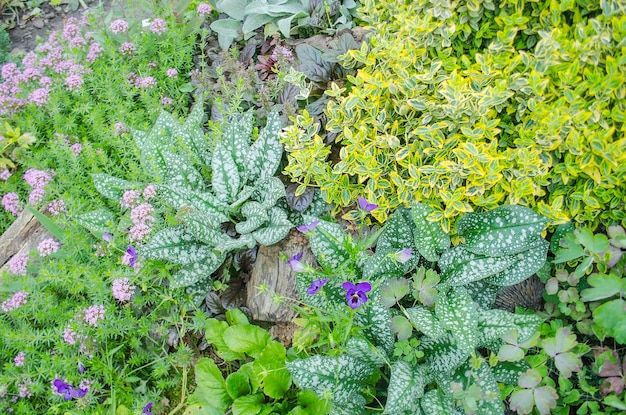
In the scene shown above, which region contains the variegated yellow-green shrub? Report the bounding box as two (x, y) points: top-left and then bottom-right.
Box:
(281, 0), (626, 232)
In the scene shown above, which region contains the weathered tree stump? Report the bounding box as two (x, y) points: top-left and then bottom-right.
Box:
(0, 210), (52, 277)
(246, 230), (314, 324)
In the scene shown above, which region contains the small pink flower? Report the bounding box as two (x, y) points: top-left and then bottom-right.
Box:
(0, 169), (11, 180)
(86, 42), (102, 62)
(143, 185), (156, 200)
(149, 18), (167, 35)
(161, 96), (173, 106)
(120, 190), (140, 209)
(8, 253), (29, 276)
(166, 68), (178, 78)
(65, 74), (84, 91)
(70, 143), (83, 155)
(82, 305), (105, 327)
(28, 187), (45, 204)
(2, 192), (20, 216)
(29, 87), (49, 106)
(135, 76), (156, 88)
(112, 278), (136, 302)
(47, 199), (65, 216)
(197, 3), (212, 15)
(39, 76), (52, 87)
(24, 169), (53, 188)
(110, 19), (129, 34)
(119, 42), (136, 56)
(129, 222), (152, 243)
(130, 203), (155, 224)
(1, 291), (28, 312)
(114, 122), (128, 135)
(14, 352), (25, 367)
(68, 36), (86, 49)
(63, 326), (78, 344)
(38, 238), (61, 257)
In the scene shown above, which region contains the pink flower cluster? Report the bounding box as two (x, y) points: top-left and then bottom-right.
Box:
(109, 19), (129, 34)
(197, 3), (212, 15)
(119, 42), (136, 56)
(161, 96), (173, 107)
(120, 190), (140, 208)
(150, 18), (167, 35)
(2, 192), (20, 215)
(47, 199), (65, 216)
(1, 291), (29, 312)
(166, 68), (178, 78)
(129, 203), (155, 243)
(7, 253), (29, 276)
(70, 142), (83, 155)
(143, 184), (156, 199)
(63, 326), (78, 344)
(14, 352), (25, 367)
(0, 169), (11, 180)
(112, 278), (136, 302)
(82, 305), (105, 327)
(23, 168), (54, 188)
(271, 46), (293, 62)
(114, 122), (129, 136)
(38, 237), (61, 257)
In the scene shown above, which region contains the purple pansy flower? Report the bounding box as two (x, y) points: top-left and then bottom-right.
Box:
(78, 363), (85, 374)
(342, 281), (372, 309)
(143, 402), (153, 415)
(296, 220), (319, 233)
(286, 252), (306, 273)
(307, 278), (329, 295)
(102, 232), (113, 242)
(53, 379), (87, 400)
(395, 248), (413, 264)
(358, 197), (378, 213)
(126, 245), (137, 268)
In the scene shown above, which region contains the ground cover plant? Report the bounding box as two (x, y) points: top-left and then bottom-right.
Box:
(1, 0), (626, 414)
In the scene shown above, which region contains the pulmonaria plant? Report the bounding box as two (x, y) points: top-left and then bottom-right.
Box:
(287, 204), (550, 415)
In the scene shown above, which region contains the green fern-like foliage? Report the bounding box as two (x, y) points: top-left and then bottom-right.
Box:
(78, 104), (293, 292)
(281, 0), (626, 232)
(287, 205), (548, 414)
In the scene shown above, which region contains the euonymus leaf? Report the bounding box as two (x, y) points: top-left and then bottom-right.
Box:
(212, 143), (241, 204)
(142, 227), (212, 265)
(192, 358), (231, 412)
(287, 355), (374, 409)
(248, 111), (283, 182)
(92, 173), (137, 201)
(223, 324), (271, 359)
(385, 361), (425, 415)
(435, 287), (478, 353)
(75, 208), (115, 235)
(412, 203), (450, 261)
(456, 205), (548, 256)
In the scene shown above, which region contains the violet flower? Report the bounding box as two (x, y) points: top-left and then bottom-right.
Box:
(78, 363), (85, 374)
(125, 245), (137, 268)
(286, 252), (306, 273)
(296, 220), (319, 234)
(307, 278), (329, 295)
(102, 232), (112, 242)
(395, 248), (413, 264)
(358, 197), (378, 213)
(53, 379), (86, 400)
(143, 402), (153, 415)
(342, 281), (372, 309)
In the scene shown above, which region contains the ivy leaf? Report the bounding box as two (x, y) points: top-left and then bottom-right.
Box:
(456, 205), (548, 257)
(411, 203), (450, 261)
(541, 327), (582, 378)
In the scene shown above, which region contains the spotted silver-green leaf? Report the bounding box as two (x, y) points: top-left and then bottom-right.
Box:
(253, 207), (292, 246)
(254, 177), (286, 209)
(492, 361), (530, 385)
(158, 185), (229, 227)
(286, 355), (373, 410)
(230, 186), (256, 211)
(162, 150), (203, 190)
(212, 143), (241, 204)
(236, 201), (269, 235)
(309, 219), (350, 271)
(457, 205), (549, 256)
(420, 389), (459, 414)
(132, 127), (168, 181)
(345, 336), (386, 368)
(465, 280), (498, 308)
(75, 208), (116, 234)
(483, 238), (549, 286)
(142, 226), (211, 265)
(354, 296), (395, 354)
(419, 334), (470, 381)
(91, 173), (138, 201)
(385, 361), (425, 415)
(476, 308), (522, 347)
(435, 287), (478, 353)
(222, 111), (253, 179)
(180, 212), (228, 246)
(376, 208), (418, 269)
(186, 274), (217, 306)
(248, 111), (283, 182)
(411, 203), (450, 261)
(439, 246), (517, 286)
(171, 251), (227, 288)
(214, 234), (257, 254)
(404, 306), (446, 340)
(450, 361), (504, 415)
(179, 102), (211, 166)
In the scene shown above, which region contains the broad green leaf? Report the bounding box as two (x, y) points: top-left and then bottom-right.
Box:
(580, 273), (623, 302)
(192, 358), (231, 412)
(248, 111), (283, 182)
(92, 173), (137, 201)
(391, 315), (413, 340)
(575, 228), (610, 253)
(385, 361), (424, 415)
(226, 372), (251, 400)
(212, 143), (241, 204)
(253, 341), (291, 399)
(309, 219), (350, 271)
(344, 336), (386, 368)
(183, 404), (223, 415)
(252, 207), (293, 246)
(203, 319), (245, 362)
(75, 208), (116, 235)
(223, 324), (271, 358)
(241, 13), (274, 35)
(215, 0), (247, 20)
(236, 201), (269, 234)
(435, 288), (478, 353)
(210, 18), (242, 50)
(456, 205), (549, 256)
(592, 299), (626, 344)
(232, 393), (264, 415)
(142, 227), (212, 265)
(411, 203), (450, 261)
(171, 251), (226, 288)
(542, 327), (582, 378)
(29, 206), (66, 243)
(286, 355), (374, 408)
(226, 308), (250, 326)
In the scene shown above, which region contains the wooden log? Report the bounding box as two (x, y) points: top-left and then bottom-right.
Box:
(0, 210), (52, 276)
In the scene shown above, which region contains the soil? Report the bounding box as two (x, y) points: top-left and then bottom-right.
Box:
(4, 0), (114, 54)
